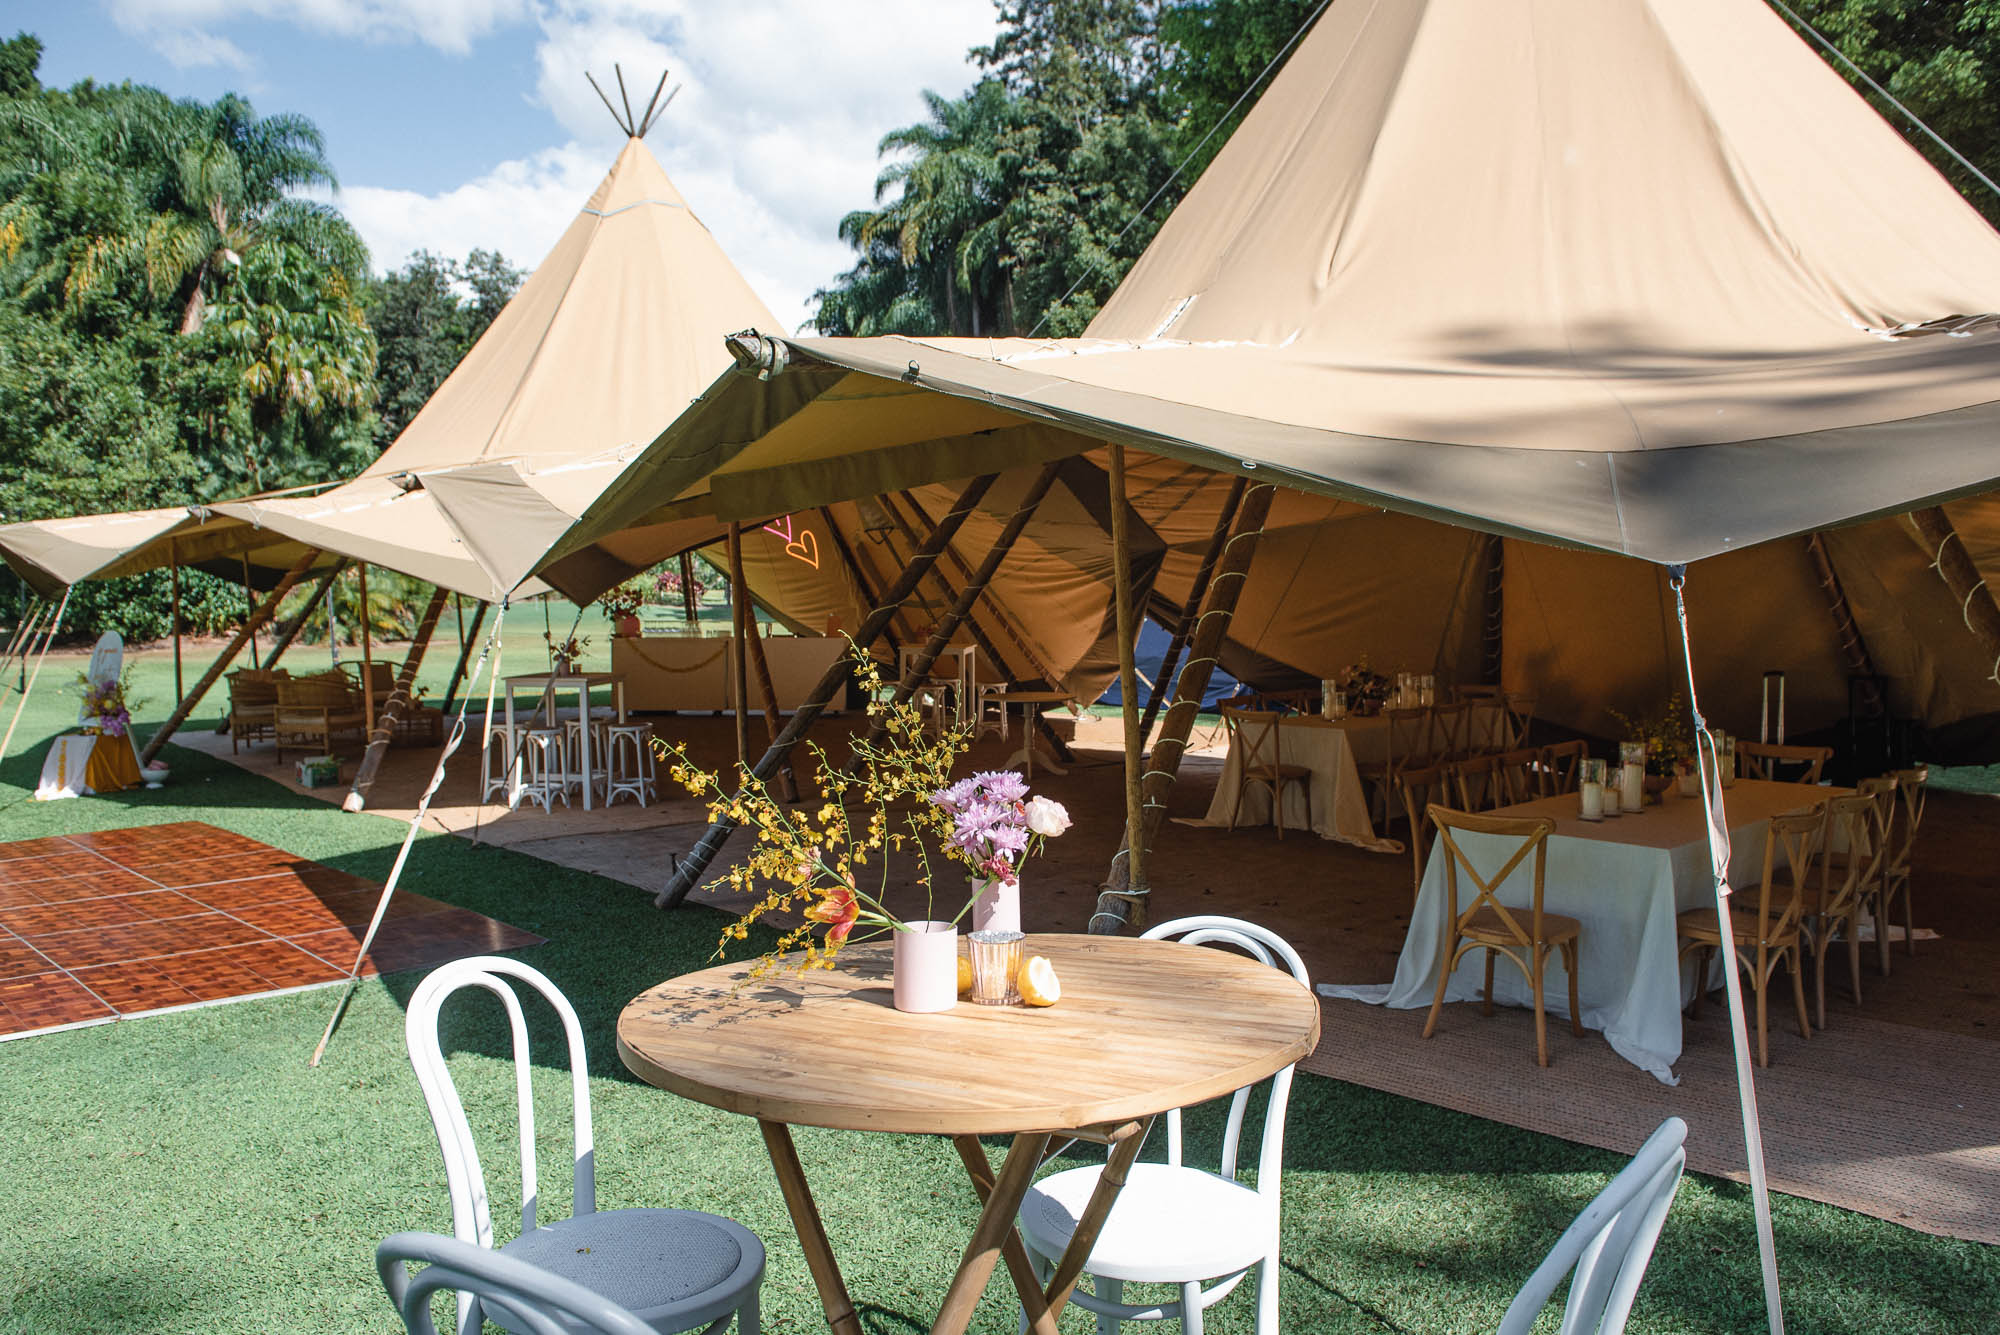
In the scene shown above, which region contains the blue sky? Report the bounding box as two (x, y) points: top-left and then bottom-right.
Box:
(13, 1), (999, 328)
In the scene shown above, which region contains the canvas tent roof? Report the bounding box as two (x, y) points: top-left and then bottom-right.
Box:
(0, 502), (342, 601)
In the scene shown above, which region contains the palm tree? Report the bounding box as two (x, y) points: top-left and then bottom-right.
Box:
(141, 95), (367, 333)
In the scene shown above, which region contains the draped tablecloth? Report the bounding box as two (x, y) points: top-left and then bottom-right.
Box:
(1194, 705), (1505, 854)
(36, 730), (143, 800)
(1319, 779), (1841, 1083)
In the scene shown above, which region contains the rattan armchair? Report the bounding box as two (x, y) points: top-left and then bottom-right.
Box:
(274, 672), (368, 762)
(226, 668), (287, 754)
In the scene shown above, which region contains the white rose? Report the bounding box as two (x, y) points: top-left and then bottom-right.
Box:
(1025, 796), (1072, 838)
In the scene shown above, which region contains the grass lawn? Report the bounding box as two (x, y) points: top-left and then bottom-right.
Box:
(0, 635), (1994, 1333)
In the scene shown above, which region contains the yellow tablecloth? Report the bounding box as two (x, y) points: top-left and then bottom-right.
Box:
(36, 730), (143, 800)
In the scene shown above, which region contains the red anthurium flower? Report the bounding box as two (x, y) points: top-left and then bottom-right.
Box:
(805, 884), (859, 943)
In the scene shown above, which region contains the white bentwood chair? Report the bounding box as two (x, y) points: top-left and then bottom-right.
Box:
(1497, 1116), (1688, 1335)
(379, 1231), (659, 1335)
(1015, 916), (1309, 1334)
(406, 957), (764, 1334)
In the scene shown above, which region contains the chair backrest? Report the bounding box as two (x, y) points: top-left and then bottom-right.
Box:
(1493, 747), (1542, 807)
(228, 671), (282, 708)
(1430, 701), (1474, 759)
(1384, 706), (1432, 772)
(1738, 742), (1831, 784)
(406, 957), (597, 1251)
(1220, 706), (1285, 774)
(1889, 766), (1928, 874)
(1817, 795), (1875, 921)
(1138, 917), (1309, 1199)
(278, 675), (358, 710)
(1396, 763), (1449, 902)
(1428, 807), (1555, 948)
(378, 1232), (655, 1335)
(1497, 1117), (1688, 1335)
(1449, 753), (1502, 813)
(345, 659), (396, 692)
(1855, 776), (1898, 888)
(1540, 740), (1588, 796)
(1748, 810), (1821, 942)
(1503, 693), (1537, 750)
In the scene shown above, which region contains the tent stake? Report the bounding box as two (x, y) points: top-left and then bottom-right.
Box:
(141, 550), (320, 768)
(1108, 445), (1148, 899)
(1092, 480), (1275, 933)
(657, 474), (998, 910)
(344, 586), (450, 812)
(849, 464), (1063, 763)
(1140, 475), (1246, 741)
(442, 601), (489, 712)
(1909, 507), (2000, 686)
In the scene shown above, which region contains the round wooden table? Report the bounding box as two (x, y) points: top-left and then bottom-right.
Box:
(619, 932), (1320, 1335)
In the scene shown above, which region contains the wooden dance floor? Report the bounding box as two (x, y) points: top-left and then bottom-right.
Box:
(0, 822), (539, 1039)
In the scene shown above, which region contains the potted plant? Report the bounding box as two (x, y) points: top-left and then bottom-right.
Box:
(658, 650), (1069, 1012)
(598, 580), (647, 637)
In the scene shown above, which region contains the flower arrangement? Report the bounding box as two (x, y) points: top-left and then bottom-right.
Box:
(655, 566), (708, 603)
(1337, 661), (1391, 713)
(657, 649), (1070, 979)
(1608, 692), (1695, 776)
(545, 631), (591, 669)
(73, 671), (143, 737)
(597, 580), (647, 621)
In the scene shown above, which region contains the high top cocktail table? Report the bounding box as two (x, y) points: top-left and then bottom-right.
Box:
(618, 932), (1320, 1335)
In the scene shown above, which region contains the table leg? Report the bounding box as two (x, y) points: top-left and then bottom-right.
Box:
(932, 1131), (1050, 1335)
(1040, 1117), (1149, 1312)
(758, 1120), (863, 1335)
(577, 683), (594, 811)
(951, 1136), (1060, 1335)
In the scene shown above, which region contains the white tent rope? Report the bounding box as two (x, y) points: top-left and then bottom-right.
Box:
(1926, 529), (2000, 684)
(1669, 566), (1785, 1335)
(0, 586), (71, 768)
(309, 600), (508, 1067)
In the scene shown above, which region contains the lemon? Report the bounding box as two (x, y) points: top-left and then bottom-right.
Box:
(1017, 955), (1060, 1007)
(957, 956), (974, 995)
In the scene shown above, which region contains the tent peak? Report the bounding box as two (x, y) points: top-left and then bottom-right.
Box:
(585, 65), (680, 139)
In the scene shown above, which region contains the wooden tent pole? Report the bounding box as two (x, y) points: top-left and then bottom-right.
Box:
(1092, 481), (1276, 934)
(1479, 534), (1506, 685)
(442, 600), (489, 713)
(818, 506), (900, 653)
(728, 523), (753, 767)
(736, 550), (800, 802)
(242, 555), (260, 664)
(259, 561), (344, 671)
(1107, 444), (1148, 899)
(850, 464), (1063, 762)
(895, 488), (1065, 691)
(658, 474), (998, 909)
(169, 542), (184, 702)
(1803, 532), (1882, 709)
(1910, 507), (2000, 688)
(358, 565), (375, 737)
(1139, 476), (1246, 741)
(141, 549), (319, 768)
(679, 552), (700, 627)
(887, 489), (1072, 761)
(4, 601), (45, 684)
(0, 588), (68, 768)
(344, 585), (450, 812)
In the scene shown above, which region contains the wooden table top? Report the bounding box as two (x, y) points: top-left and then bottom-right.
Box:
(1490, 778), (1847, 851)
(618, 933), (1321, 1136)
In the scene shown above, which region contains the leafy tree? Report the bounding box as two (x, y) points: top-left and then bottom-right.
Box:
(364, 248), (521, 448)
(0, 32), (40, 99)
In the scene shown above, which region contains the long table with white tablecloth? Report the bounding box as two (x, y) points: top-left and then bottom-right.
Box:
(1320, 778), (1844, 1083)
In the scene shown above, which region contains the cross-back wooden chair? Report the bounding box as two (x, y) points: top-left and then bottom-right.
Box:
(1421, 808), (1582, 1067)
(1803, 794), (1875, 1029)
(1502, 693), (1537, 750)
(1492, 747), (1543, 807)
(1430, 700), (1475, 761)
(1219, 706), (1312, 840)
(1737, 742), (1832, 785)
(1449, 754), (1504, 813)
(1854, 776), (1902, 975)
(1539, 739), (1588, 796)
(1358, 706), (1432, 823)
(1883, 767), (1928, 962)
(1395, 763), (1449, 906)
(1679, 808), (1820, 1066)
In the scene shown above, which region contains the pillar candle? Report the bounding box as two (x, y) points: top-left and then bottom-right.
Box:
(1580, 780), (1604, 820)
(1621, 761), (1645, 812)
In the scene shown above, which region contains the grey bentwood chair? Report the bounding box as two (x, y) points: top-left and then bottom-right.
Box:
(406, 956), (764, 1334)
(379, 1231), (659, 1335)
(1496, 1117), (1689, 1335)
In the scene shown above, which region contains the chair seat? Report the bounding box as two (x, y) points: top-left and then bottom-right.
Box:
(1676, 906), (1799, 948)
(1244, 763), (1312, 782)
(1458, 906), (1580, 946)
(494, 1208), (763, 1334)
(1017, 1161), (1274, 1285)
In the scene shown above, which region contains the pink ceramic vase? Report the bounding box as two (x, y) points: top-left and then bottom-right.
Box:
(891, 920), (959, 1013)
(970, 876), (1020, 933)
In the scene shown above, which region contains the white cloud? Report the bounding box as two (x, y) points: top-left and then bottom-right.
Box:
(108, 0), (529, 54)
(150, 27), (254, 71)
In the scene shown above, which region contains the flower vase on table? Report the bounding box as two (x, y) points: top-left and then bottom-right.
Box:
(891, 921), (960, 1013)
(971, 876), (1020, 932)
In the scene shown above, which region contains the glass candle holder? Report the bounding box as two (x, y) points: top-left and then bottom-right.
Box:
(968, 930), (1023, 1006)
